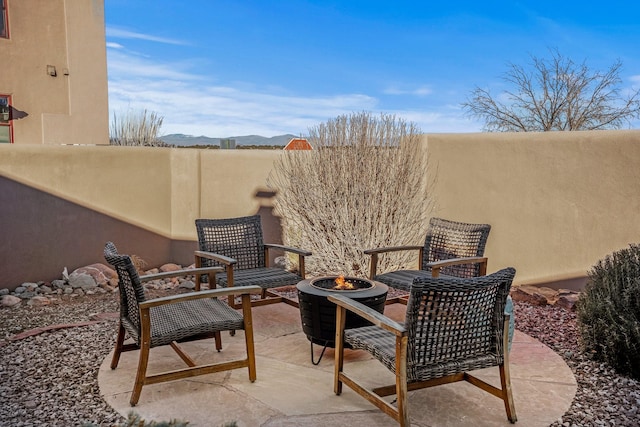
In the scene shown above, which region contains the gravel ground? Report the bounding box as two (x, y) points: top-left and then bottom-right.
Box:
(1, 291), (639, 426)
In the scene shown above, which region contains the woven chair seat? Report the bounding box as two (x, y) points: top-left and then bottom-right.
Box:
(120, 298), (245, 348)
(373, 270), (430, 292)
(345, 325), (500, 382)
(215, 267), (302, 289)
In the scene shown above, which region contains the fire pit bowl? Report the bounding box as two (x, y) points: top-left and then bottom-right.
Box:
(309, 276), (376, 291)
(297, 276), (388, 364)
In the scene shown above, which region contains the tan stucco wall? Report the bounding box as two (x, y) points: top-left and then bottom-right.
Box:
(425, 130), (640, 285)
(0, 0), (108, 145)
(0, 145), (279, 240)
(2, 129), (640, 286)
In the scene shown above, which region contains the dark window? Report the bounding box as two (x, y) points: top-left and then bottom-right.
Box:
(0, 95), (13, 143)
(0, 0), (7, 39)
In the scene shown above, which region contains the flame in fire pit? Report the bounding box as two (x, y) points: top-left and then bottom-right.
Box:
(334, 275), (355, 290)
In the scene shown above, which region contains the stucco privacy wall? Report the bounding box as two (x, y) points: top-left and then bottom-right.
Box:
(1, 130), (640, 289)
(0, 146), (280, 239)
(425, 130), (640, 285)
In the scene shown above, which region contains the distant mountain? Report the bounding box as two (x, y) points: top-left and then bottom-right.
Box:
(159, 133), (298, 147)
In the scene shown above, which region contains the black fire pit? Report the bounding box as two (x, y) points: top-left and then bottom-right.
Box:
(297, 276), (388, 364)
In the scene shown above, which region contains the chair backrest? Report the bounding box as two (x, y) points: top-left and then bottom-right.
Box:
(195, 215), (266, 271)
(405, 267), (515, 381)
(422, 217), (491, 278)
(104, 242), (146, 337)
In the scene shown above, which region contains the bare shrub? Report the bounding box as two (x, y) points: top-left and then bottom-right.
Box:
(110, 109), (169, 147)
(268, 112), (434, 277)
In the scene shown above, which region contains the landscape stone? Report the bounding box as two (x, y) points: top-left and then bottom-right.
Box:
(1, 295), (22, 307)
(179, 280), (196, 290)
(39, 285), (53, 294)
(23, 282), (39, 291)
(71, 263), (115, 287)
(27, 296), (51, 306)
(52, 279), (67, 289)
(68, 272), (97, 289)
(159, 263), (181, 272)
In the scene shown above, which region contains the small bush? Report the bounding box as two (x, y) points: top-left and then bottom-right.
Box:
(577, 244), (640, 379)
(110, 109), (169, 147)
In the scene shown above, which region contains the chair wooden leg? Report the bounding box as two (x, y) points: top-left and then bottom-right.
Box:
(214, 331), (222, 351)
(501, 316), (517, 423)
(500, 364), (517, 423)
(395, 335), (410, 427)
(334, 305), (347, 395)
(111, 323), (126, 369)
(130, 311), (152, 406)
(241, 294), (257, 382)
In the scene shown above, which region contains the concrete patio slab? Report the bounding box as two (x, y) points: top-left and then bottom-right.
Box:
(99, 302), (576, 427)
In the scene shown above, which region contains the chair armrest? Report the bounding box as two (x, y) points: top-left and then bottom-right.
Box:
(194, 250), (237, 266)
(363, 245), (423, 279)
(265, 243), (312, 257)
(264, 244), (312, 278)
(363, 245), (422, 255)
(140, 266), (224, 283)
(328, 294), (406, 336)
(139, 285), (262, 309)
(425, 256), (487, 277)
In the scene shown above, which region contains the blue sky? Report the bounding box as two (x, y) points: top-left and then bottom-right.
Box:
(105, 0), (640, 137)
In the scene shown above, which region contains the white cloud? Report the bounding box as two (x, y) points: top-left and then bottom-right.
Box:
(106, 26), (187, 45)
(383, 85), (433, 96)
(107, 49), (476, 137)
(106, 42), (124, 49)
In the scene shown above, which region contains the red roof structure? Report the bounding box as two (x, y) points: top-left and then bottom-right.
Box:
(284, 138), (313, 150)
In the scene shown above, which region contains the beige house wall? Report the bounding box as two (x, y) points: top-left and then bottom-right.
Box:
(2, 129), (640, 290)
(0, 0), (108, 145)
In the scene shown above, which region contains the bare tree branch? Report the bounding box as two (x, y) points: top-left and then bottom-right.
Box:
(462, 49), (640, 132)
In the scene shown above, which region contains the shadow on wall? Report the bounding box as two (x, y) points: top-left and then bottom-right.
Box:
(0, 175), (194, 291)
(254, 189), (285, 266)
(0, 179), (289, 292)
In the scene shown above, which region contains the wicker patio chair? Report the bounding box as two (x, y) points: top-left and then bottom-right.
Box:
(194, 215), (311, 308)
(364, 217), (491, 294)
(364, 217), (514, 348)
(104, 241), (261, 406)
(329, 267), (518, 426)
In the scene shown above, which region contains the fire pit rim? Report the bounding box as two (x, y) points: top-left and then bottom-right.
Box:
(308, 275), (376, 292)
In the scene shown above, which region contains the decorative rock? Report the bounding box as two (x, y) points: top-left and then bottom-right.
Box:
(27, 296), (51, 306)
(0, 288), (8, 296)
(145, 267), (160, 275)
(13, 286), (26, 294)
(511, 286), (550, 306)
(23, 282), (39, 292)
(160, 263), (181, 272)
(68, 272), (97, 289)
(18, 292), (37, 299)
(38, 285), (53, 294)
(179, 280), (196, 290)
(556, 289), (580, 311)
(71, 264), (115, 287)
(52, 279), (67, 289)
(1, 294), (22, 307)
